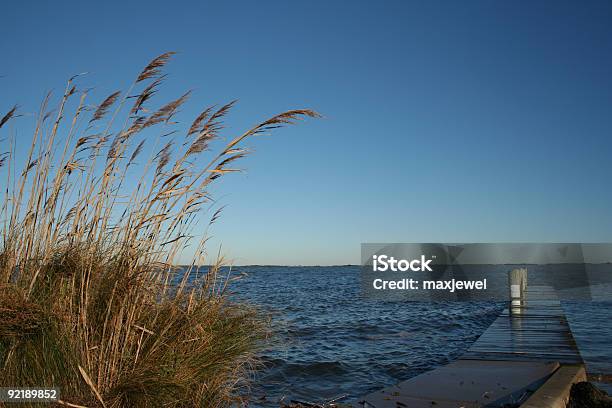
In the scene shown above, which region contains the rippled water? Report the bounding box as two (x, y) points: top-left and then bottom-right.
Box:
(226, 266), (612, 406)
(563, 301), (612, 394)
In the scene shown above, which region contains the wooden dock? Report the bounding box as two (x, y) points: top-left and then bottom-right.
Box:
(360, 282), (585, 407)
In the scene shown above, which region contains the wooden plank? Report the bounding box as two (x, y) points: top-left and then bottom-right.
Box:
(521, 365), (587, 408)
(460, 352), (582, 365)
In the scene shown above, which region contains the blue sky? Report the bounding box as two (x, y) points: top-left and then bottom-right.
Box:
(2, 1), (612, 265)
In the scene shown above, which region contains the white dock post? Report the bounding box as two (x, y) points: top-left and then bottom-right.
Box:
(509, 268), (527, 315)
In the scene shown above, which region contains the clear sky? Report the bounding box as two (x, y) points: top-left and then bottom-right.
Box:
(2, 1), (612, 265)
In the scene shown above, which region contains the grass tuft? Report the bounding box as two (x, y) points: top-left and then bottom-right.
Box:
(0, 52), (318, 407)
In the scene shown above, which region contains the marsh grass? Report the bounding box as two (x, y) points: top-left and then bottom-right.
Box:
(0, 53), (318, 407)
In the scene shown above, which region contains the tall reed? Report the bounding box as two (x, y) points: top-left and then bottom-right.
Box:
(0, 53), (318, 407)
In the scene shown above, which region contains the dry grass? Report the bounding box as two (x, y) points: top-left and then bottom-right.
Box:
(0, 53), (318, 407)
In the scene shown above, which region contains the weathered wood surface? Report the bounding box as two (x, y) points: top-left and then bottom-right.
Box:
(464, 286), (582, 365)
(521, 365), (586, 408)
(360, 360), (559, 408)
(360, 285), (583, 407)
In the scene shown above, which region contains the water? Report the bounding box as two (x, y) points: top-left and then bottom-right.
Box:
(225, 266), (612, 406)
(563, 301), (612, 394)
